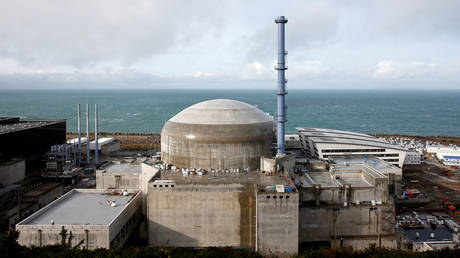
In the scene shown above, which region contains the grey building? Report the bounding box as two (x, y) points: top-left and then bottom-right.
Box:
(16, 189), (142, 249)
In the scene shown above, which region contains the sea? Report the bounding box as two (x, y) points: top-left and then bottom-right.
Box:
(0, 89), (459, 137)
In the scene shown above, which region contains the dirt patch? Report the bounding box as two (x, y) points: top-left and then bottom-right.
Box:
(67, 132), (160, 151)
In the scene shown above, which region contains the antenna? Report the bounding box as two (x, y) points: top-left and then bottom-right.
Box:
(86, 104), (90, 164)
(77, 104), (82, 165)
(275, 16), (288, 156)
(94, 104), (98, 165)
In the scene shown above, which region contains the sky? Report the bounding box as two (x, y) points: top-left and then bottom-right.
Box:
(0, 0), (460, 90)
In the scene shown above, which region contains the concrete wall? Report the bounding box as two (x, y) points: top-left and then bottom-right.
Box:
(300, 183), (388, 204)
(17, 224), (110, 249)
(96, 170), (140, 190)
(0, 159), (25, 185)
(299, 205), (397, 250)
(260, 154), (295, 174)
(22, 184), (64, 210)
(256, 192), (299, 255)
(140, 164), (159, 215)
(161, 122), (274, 170)
(17, 189), (143, 250)
(102, 141), (121, 155)
(108, 191), (143, 247)
(148, 181), (256, 248)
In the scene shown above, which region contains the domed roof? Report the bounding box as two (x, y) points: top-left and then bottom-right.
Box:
(168, 99), (274, 125)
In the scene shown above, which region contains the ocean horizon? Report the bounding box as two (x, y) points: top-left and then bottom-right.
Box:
(0, 89), (459, 137)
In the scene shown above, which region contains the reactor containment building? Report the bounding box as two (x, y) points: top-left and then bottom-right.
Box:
(160, 99), (275, 171)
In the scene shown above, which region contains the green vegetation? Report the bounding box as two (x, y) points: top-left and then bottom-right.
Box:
(2, 227), (460, 257)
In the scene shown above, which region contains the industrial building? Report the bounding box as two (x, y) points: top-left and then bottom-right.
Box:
(90, 137), (120, 155)
(397, 212), (460, 251)
(161, 99), (275, 171)
(0, 118), (66, 228)
(0, 117), (66, 171)
(297, 156), (398, 249)
(14, 15), (415, 255)
(404, 151), (422, 165)
(426, 144), (460, 166)
(16, 189), (143, 249)
(297, 127), (407, 168)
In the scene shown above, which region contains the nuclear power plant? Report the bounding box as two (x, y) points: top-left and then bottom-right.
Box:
(13, 16), (428, 255)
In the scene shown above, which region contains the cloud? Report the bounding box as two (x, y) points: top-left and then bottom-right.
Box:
(290, 61), (328, 79)
(0, 0), (224, 66)
(0, 0), (460, 89)
(372, 60), (437, 79)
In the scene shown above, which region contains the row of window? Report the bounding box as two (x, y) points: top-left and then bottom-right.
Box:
(322, 149), (386, 153)
(323, 154), (399, 159)
(266, 195), (290, 199)
(152, 184), (175, 188)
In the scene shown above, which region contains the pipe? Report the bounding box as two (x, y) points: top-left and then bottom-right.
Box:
(275, 16), (288, 156)
(77, 104), (81, 165)
(94, 104), (98, 165)
(86, 104), (90, 164)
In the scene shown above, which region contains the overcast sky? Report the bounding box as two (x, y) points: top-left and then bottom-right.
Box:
(1, 0), (460, 90)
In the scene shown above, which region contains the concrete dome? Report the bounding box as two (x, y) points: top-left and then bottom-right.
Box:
(169, 99), (274, 125)
(161, 99), (275, 170)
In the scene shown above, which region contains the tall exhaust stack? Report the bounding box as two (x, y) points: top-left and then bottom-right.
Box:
(275, 16), (288, 156)
(86, 104), (90, 164)
(77, 104), (82, 165)
(94, 104), (98, 165)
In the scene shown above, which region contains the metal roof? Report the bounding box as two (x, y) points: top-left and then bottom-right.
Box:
(67, 137), (88, 145)
(0, 120), (64, 134)
(297, 127), (406, 151)
(168, 99), (274, 125)
(443, 156), (460, 159)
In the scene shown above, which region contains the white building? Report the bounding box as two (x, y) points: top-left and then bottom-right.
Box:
(90, 137), (120, 154)
(442, 156), (460, 166)
(404, 151), (422, 165)
(297, 128), (407, 168)
(426, 144), (460, 166)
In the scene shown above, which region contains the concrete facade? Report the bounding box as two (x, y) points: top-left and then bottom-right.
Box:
(0, 159), (25, 185)
(22, 183), (64, 211)
(296, 159), (397, 250)
(16, 189), (142, 249)
(96, 161), (159, 215)
(299, 205), (397, 249)
(256, 191), (299, 255)
(161, 99), (275, 170)
(148, 180), (256, 248)
(260, 154), (295, 174)
(96, 164), (141, 190)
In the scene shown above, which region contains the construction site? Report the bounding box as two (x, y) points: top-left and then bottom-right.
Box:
(2, 15), (460, 256)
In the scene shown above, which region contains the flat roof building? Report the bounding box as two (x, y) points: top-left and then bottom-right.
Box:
(148, 168), (298, 255)
(16, 189), (143, 249)
(297, 127), (407, 168)
(297, 158), (397, 249)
